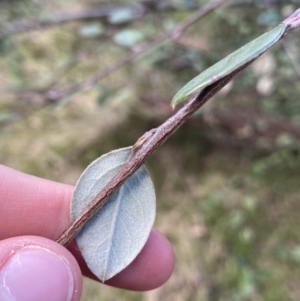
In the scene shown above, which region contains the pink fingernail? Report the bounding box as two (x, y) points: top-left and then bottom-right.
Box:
(0, 246), (74, 301)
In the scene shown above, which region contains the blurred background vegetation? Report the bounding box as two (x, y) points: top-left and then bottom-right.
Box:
(1, 0), (300, 300)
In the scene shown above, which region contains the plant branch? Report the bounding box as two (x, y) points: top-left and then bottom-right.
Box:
(56, 7), (300, 247)
(56, 60), (252, 246)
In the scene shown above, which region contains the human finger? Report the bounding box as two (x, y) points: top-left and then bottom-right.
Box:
(0, 236), (82, 301)
(0, 165), (174, 290)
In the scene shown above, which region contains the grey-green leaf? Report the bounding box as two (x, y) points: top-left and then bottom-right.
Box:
(79, 23), (104, 38)
(108, 9), (135, 24)
(113, 29), (144, 47)
(71, 147), (156, 282)
(171, 23), (286, 108)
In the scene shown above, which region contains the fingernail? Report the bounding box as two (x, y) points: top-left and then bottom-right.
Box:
(0, 246), (74, 301)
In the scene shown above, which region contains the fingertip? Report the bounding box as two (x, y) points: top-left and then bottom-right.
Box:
(149, 228), (175, 284)
(0, 236), (82, 301)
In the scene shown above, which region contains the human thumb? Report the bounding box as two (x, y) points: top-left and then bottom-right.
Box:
(0, 236), (82, 301)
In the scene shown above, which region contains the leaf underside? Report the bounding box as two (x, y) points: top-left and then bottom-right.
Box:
(71, 147), (156, 282)
(171, 23), (286, 107)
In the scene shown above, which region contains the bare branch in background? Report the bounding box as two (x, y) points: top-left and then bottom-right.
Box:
(44, 0), (229, 102)
(1, 0), (221, 38)
(2, 0), (227, 128)
(0, 3), (145, 38)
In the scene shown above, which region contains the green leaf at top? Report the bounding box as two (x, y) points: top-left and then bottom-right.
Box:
(171, 23), (286, 108)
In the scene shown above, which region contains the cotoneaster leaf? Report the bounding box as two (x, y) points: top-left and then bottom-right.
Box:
(71, 147), (156, 282)
(171, 23), (287, 108)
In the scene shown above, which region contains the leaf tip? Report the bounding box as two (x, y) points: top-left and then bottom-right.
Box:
(98, 271), (107, 283)
(170, 92), (184, 109)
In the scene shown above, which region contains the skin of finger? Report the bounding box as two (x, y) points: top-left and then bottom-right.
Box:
(0, 236), (82, 301)
(0, 165), (175, 290)
(0, 165), (72, 239)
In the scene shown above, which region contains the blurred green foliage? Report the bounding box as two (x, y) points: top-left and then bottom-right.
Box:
(1, 0), (300, 300)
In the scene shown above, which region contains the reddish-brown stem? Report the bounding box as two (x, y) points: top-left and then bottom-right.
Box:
(56, 62), (250, 246)
(56, 7), (300, 246)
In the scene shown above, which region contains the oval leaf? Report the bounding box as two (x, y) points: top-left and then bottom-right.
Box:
(113, 29), (144, 47)
(71, 147), (156, 282)
(171, 23), (286, 108)
(78, 23), (104, 38)
(108, 9), (135, 24)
